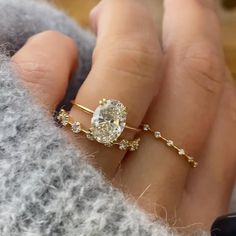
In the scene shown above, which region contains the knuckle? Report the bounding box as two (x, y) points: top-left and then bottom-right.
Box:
(12, 59), (51, 86)
(28, 30), (77, 53)
(93, 40), (161, 86)
(181, 43), (225, 94)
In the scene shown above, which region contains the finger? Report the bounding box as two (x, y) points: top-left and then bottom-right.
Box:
(115, 0), (225, 217)
(90, 0), (160, 34)
(180, 72), (236, 228)
(70, 0), (162, 177)
(162, 0), (222, 52)
(11, 31), (78, 110)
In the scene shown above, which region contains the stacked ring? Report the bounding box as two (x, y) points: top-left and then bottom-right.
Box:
(71, 99), (141, 133)
(142, 124), (198, 168)
(57, 98), (198, 168)
(57, 98), (141, 151)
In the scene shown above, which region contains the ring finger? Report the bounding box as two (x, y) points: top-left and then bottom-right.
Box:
(69, 0), (162, 177)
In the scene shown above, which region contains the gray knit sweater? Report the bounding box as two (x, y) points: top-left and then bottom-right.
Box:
(0, 0), (209, 235)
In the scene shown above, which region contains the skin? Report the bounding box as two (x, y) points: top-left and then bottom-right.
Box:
(11, 0), (236, 232)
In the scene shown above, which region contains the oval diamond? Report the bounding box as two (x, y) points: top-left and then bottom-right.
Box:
(91, 99), (127, 144)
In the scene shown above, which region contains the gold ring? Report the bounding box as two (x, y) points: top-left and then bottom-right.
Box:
(71, 99), (141, 133)
(142, 124), (198, 168)
(57, 109), (140, 152)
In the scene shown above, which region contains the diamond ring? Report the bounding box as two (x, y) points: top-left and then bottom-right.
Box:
(57, 106), (140, 151)
(71, 99), (141, 145)
(57, 99), (197, 167)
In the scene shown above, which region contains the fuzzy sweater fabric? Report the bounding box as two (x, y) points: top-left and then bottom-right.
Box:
(0, 0), (211, 235)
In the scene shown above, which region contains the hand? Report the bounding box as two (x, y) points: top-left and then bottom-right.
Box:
(11, 0), (236, 232)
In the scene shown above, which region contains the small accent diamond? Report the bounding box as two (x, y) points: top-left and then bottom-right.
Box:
(167, 140), (174, 146)
(154, 131), (161, 138)
(61, 115), (69, 126)
(129, 138), (140, 151)
(193, 162), (198, 168)
(119, 140), (129, 151)
(86, 129), (95, 141)
(71, 121), (81, 134)
(57, 109), (66, 121)
(143, 124), (150, 131)
(57, 112), (63, 121)
(188, 157), (194, 163)
(57, 109), (70, 126)
(178, 149), (185, 156)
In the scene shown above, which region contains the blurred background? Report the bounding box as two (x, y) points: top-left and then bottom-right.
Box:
(52, 0), (236, 78)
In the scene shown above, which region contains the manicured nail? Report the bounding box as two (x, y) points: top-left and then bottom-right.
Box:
(211, 213), (236, 236)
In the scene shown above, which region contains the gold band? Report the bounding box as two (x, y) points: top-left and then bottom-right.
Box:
(71, 100), (141, 133)
(142, 124), (198, 168)
(72, 103), (93, 115)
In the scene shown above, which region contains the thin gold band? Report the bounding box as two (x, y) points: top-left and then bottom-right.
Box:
(142, 124), (198, 168)
(71, 101), (141, 132)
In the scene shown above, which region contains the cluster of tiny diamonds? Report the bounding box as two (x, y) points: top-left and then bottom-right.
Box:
(57, 109), (70, 127)
(143, 124), (198, 168)
(57, 109), (82, 133)
(57, 109), (139, 152)
(119, 138), (140, 152)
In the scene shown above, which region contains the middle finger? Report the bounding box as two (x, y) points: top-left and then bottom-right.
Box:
(115, 0), (225, 218)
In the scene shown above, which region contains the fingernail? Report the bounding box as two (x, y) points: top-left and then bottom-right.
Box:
(211, 213), (236, 236)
